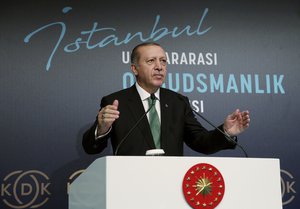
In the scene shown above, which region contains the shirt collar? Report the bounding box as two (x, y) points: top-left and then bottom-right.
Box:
(135, 82), (160, 101)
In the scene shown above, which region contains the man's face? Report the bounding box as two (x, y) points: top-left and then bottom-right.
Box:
(131, 45), (167, 93)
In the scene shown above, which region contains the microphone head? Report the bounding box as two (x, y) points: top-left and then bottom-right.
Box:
(145, 149), (165, 156)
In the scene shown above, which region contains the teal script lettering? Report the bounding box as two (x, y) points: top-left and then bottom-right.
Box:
(24, 7), (211, 71)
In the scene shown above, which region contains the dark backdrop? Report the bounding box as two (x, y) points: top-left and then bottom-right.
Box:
(0, 0), (299, 208)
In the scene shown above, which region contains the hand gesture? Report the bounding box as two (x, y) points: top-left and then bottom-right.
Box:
(97, 100), (119, 136)
(223, 109), (250, 136)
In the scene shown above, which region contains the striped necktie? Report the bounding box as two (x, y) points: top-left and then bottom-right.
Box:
(147, 96), (161, 149)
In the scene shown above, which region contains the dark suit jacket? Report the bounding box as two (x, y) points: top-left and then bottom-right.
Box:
(82, 85), (236, 156)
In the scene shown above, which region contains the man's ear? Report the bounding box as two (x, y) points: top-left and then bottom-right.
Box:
(131, 64), (138, 76)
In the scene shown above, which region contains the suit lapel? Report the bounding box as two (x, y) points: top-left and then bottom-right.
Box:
(126, 86), (156, 149)
(160, 89), (170, 150)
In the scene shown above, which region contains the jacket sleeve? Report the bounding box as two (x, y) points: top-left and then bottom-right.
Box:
(82, 96), (111, 154)
(181, 96), (237, 154)
(82, 119), (110, 154)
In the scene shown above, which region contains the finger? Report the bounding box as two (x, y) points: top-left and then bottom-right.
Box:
(98, 111), (118, 125)
(241, 110), (249, 117)
(102, 117), (117, 123)
(103, 113), (119, 120)
(103, 107), (119, 118)
(105, 104), (118, 111)
(101, 112), (119, 121)
(105, 100), (119, 111)
(230, 109), (240, 119)
(101, 104), (119, 118)
(241, 111), (250, 121)
(112, 99), (119, 108)
(101, 105), (120, 120)
(242, 117), (250, 127)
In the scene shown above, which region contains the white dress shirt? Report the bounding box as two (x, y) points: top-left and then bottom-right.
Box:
(135, 82), (161, 122)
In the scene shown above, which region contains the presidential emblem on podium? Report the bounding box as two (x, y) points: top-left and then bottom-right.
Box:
(182, 163), (225, 209)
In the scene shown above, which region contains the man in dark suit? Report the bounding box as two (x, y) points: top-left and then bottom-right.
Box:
(82, 42), (250, 156)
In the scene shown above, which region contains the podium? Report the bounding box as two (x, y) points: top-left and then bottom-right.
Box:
(69, 156), (282, 209)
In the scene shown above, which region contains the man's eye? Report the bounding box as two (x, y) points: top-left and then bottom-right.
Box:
(147, 59), (154, 64)
(160, 59), (167, 65)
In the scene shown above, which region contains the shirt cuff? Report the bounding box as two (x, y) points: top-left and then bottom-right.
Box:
(95, 126), (112, 140)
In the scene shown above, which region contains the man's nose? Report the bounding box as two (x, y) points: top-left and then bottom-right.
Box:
(154, 60), (163, 71)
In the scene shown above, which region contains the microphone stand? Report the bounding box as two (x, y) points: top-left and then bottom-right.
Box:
(114, 94), (156, 155)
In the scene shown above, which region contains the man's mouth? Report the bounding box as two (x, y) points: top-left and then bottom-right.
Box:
(154, 74), (163, 78)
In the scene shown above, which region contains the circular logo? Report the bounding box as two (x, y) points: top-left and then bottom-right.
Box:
(182, 163), (225, 209)
(67, 169), (85, 194)
(1, 170), (51, 209)
(281, 169), (296, 206)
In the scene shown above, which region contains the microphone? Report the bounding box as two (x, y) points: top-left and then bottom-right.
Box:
(178, 95), (248, 157)
(114, 93), (156, 155)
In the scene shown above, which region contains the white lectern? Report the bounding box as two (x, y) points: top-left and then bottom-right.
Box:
(69, 156), (282, 209)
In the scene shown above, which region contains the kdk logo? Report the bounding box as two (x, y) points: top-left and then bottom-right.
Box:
(1, 170), (51, 209)
(281, 169), (296, 206)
